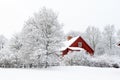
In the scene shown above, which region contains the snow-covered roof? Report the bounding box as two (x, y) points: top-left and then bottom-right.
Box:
(68, 47), (84, 51)
(61, 36), (79, 50)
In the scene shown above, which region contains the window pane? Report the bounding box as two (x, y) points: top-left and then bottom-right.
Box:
(78, 42), (82, 47)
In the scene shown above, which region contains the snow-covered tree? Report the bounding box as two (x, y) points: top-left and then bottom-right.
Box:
(9, 34), (22, 53)
(102, 25), (116, 54)
(65, 30), (81, 37)
(7, 33), (23, 66)
(84, 26), (101, 52)
(117, 29), (120, 42)
(0, 35), (7, 50)
(20, 7), (64, 68)
(0, 48), (15, 68)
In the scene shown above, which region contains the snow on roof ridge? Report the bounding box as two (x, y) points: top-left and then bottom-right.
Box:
(66, 36), (79, 46)
(61, 36), (80, 50)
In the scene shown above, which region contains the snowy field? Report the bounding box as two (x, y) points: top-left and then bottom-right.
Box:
(0, 66), (120, 80)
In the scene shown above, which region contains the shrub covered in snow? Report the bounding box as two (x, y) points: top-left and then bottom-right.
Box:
(62, 51), (120, 68)
(62, 50), (91, 66)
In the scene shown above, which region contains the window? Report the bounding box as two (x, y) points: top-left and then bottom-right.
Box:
(78, 42), (82, 47)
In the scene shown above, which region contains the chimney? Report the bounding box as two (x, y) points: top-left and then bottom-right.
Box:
(67, 36), (72, 41)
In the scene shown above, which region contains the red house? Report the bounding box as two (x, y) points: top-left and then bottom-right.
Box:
(61, 36), (94, 56)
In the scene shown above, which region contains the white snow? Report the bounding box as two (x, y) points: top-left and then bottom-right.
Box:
(61, 36), (79, 50)
(0, 66), (120, 80)
(68, 47), (84, 50)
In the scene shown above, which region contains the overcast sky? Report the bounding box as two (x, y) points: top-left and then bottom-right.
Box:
(0, 0), (120, 39)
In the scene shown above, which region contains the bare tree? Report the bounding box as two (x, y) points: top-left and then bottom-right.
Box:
(66, 30), (81, 37)
(84, 26), (101, 51)
(102, 25), (115, 50)
(117, 29), (120, 40)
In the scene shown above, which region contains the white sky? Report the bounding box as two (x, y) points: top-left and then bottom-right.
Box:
(0, 0), (120, 39)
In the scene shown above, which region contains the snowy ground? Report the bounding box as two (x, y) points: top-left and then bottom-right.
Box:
(0, 66), (120, 80)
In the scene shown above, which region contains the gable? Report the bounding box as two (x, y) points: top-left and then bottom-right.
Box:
(69, 36), (94, 55)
